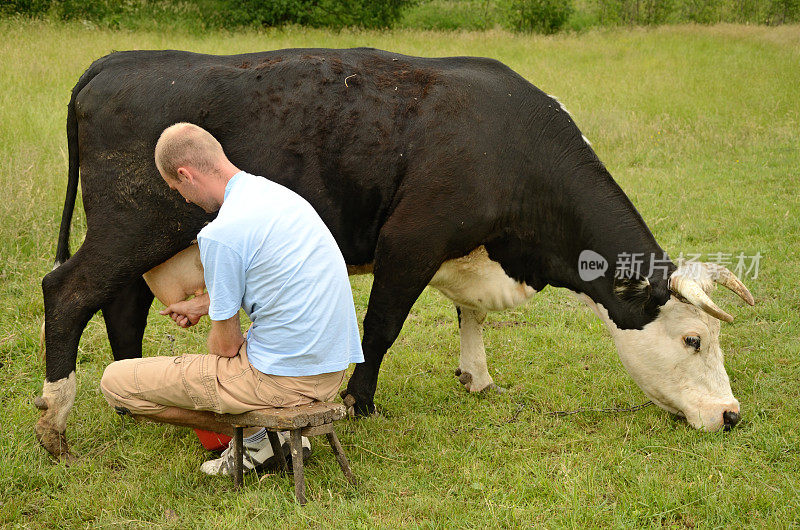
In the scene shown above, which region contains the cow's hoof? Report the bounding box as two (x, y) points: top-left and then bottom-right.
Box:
(34, 420), (74, 462)
(454, 368), (504, 393)
(455, 368), (473, 387)
(340, 391), (376, 417)
(33, 395), (48, 410)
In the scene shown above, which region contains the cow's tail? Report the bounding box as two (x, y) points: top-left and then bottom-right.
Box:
(54, 57), (107, 267)
(53, 89), (79, 266)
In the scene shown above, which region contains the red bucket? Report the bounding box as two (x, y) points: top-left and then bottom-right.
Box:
(194, 428), (232, 451)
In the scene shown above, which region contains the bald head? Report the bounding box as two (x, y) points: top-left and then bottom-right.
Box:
(155, 123), (227, 181)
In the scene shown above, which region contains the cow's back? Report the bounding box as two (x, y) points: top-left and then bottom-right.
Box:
(75, 48), (552, 266)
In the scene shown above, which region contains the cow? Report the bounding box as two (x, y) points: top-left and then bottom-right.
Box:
(36, 48), (754, 459)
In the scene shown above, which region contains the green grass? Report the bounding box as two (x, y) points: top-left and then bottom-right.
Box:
(2, 20), (799, 528)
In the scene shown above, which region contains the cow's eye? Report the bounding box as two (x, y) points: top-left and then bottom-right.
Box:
(683, 335), (701, 351)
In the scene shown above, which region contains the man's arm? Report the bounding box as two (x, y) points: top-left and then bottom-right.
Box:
(161, 294), (243, 357)
(207, 313), (245, 358)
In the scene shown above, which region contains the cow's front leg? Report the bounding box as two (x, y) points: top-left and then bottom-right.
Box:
(454, 306), (502, 393)
(343, 272), (433, 416)
(341, 205), (446, 416)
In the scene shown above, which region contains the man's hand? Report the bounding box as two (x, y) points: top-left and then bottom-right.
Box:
(160, 293), (210, 328)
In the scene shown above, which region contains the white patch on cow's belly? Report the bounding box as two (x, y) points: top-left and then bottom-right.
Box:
(430, 246), (536, 312)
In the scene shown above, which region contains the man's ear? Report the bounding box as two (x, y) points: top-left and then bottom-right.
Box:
(176, 166), (192, 183)
(613, 274), (652, 307)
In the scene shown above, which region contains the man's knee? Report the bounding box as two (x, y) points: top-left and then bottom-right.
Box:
(101, 360), (132, 401)
(100, 358), (152, 415)
(100, 357), (179, 415)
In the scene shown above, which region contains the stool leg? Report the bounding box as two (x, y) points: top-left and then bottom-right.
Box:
(326, 429), (355, 484)
(266, 430), (288, 474)
(289, 429), (306, 505)
(233, 426), (244, 488)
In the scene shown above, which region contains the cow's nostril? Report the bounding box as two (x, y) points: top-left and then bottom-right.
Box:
(722, 410), (740, 430)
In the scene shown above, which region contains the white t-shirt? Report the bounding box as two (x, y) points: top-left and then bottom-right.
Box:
(197, 171), (363, 376)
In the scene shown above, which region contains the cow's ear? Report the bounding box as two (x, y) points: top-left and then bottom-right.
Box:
(613, 275), (652, 307)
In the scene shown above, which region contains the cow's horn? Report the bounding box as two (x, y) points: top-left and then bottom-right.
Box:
(669, 274), (734, 323)
(710, 265), (755, 306)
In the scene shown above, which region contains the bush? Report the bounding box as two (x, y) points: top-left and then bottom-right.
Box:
(2, 0), (798, 31)
(2, 0), (204, 28)
(679, 0), (721, 23)
(502, 0), (573, 33)
(0, 0), (51, 17)
(211, 0), (414, 29)
(1, 0), (416, 29)
(766, 0), (800, 23)
(399, 0), (500, 30)
(52, 0), (124, 24)
(591, 0), (674, 25)
(590, 0), (800, 25)
(308, 0), (414, 28)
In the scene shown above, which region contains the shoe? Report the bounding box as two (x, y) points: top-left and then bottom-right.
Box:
(200, 431), (310, 476)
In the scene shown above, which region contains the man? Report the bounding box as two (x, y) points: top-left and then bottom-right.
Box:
(101, 122), (364, 476)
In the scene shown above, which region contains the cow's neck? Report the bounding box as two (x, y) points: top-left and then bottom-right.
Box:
(507, 161), (675, 330)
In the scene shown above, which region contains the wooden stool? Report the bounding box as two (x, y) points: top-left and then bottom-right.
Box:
(215, 401), (354, 504)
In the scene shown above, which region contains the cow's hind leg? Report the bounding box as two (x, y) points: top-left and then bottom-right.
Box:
(102, 276), (154, 361)
(454, 306), (503, 393)
(34, 372), (77, 461)
(36, 240), (166, 459)
(37, 253), (100, 460)
(37, 277), (153, 361)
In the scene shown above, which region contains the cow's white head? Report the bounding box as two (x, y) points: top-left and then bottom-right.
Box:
(579, 263), (754, 431)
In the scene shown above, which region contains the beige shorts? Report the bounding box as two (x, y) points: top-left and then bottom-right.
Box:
(100, 342), (346, 415)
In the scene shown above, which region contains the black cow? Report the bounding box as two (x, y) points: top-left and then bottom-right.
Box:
(37, 48), (753, 459)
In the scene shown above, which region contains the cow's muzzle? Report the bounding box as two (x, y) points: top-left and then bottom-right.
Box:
(722, 410), (741, 431)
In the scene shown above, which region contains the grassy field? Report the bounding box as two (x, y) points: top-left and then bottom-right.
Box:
(1, 19), (799, 528)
